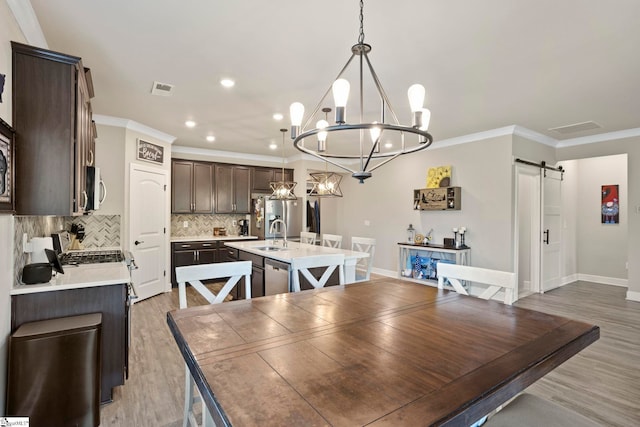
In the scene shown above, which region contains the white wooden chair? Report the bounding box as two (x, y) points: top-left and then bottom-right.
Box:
(321, 233), (343, 248)
(175, 261), (252, 427)
(300, 231), (317, 245)
(291, 254), (345, 292)
(436, 262), (516, 305)
(351, 236), (376, 282)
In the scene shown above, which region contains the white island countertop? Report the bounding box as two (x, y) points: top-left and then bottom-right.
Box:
(171, 235), (258, 243)
(11, 262), (131, 295)
(224, 240), (368, 264)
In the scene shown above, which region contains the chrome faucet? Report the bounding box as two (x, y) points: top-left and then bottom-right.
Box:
(269, 219), (287, 248)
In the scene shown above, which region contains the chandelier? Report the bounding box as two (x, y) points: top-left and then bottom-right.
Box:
(269, 128), (297, 200)
(289, 0), (433, 183)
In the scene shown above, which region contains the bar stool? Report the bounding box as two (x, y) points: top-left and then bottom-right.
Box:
(322, 233), (343, 248)
(300, 231), (317, 245)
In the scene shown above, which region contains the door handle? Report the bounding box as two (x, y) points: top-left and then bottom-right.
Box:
(134, 240), (144, 246)
(543, 229), (549, 245)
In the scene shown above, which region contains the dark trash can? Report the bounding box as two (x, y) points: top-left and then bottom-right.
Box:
(6, 313), (102, 427)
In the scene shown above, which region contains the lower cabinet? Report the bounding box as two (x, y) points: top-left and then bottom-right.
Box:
(11, 284), (128, 404)
(171, 240), (248, 287)
(238, 250), (265, 299)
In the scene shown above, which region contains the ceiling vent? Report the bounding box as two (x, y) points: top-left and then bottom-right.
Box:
(548, 121), (601, 134)
(151, 81), (174, 96)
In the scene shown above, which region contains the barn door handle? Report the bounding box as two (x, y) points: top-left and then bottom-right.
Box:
(543, 229), (549, 245)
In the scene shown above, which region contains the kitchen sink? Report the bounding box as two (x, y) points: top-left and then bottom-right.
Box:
(255, 246), (286, 252)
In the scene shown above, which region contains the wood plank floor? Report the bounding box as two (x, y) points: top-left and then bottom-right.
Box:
(100, 281), (640, 426)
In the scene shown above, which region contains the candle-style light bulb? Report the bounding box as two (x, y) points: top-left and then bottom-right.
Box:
(408, 84), (426, 128)
(290, 102), (305, 139)
(369, 122), (381, 153)
(316, 119), (328, 152)
(332, 79), (350, 123)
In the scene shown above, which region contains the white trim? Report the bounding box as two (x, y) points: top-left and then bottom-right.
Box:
(561, 273), (579, 286)
(7, 0), (48, 48)
(577, 273), (628, 287)
(626, 290), (640, 302)
(428, 126), (516, 149)
(557, 127), (640, 147)
(512, 125), (559, 147)
(373, 267), (397, 278)
(93, 115), (176, 144)
(171, 145), (282, 164)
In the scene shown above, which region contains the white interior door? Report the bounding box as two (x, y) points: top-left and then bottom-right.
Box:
(541, 169), (563, 292)
(130, 164), (167, 301)
(515, 165), (541, 298)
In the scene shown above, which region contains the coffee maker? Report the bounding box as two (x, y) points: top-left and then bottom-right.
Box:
(238, 219), (249, 236)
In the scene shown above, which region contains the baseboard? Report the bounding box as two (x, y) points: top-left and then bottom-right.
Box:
(374, 268), (397, 278)
(577, 273), (628, 287)
(626, 290), (640, 302)
(562, 273), (579, 286)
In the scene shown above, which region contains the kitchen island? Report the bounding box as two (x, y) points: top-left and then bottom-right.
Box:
(224, 239), (369, 286)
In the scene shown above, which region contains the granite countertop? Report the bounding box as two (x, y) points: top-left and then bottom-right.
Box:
(12, 262), (131, 295)
(224, 240), (369, 263)
(170, 235), (259, 243)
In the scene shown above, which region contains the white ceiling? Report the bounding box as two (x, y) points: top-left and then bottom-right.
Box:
(26, 0), (640, 158)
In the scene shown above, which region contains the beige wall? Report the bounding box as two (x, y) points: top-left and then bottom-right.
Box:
(557, 137), (639, 300)
(0, 0), (26, 413)
(337, 135), (515, 274)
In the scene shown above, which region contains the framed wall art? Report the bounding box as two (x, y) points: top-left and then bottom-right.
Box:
(137, 139), (164, 164)
(601, 184), (619, 224)
(0, 117), (15, 213)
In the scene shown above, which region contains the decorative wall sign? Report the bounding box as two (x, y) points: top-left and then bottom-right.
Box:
(427, 165), (451, 188)
(0, 117), (15, 212)
(137, 139), (164, 164)
(601, 184), (619, 224)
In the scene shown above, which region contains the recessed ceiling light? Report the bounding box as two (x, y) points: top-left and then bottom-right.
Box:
(206, 135), (215, 142)
(185, 120), (196, 128)
(273, 113), (284, 121)
(269, 142), (278, 150)
(220, 78), (235, 88)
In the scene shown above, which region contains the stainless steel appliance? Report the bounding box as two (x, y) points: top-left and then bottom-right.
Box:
(264, 258), (290, 295)
(251, 194), (302, 240)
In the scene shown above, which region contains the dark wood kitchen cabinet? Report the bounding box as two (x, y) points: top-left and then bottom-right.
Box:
(252, 166), (294, 193)
(171, 160), (214, 213)
(12, 41), (95, 215)
(11, 284), (128, 404)
(171, 241), (218, 286)
(215, 164), (251, 213)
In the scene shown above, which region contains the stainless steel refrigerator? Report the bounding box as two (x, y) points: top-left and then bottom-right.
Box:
(251, 194), (302, 240)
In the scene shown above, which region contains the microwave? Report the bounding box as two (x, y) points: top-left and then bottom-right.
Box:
(86, 166), (106, 211)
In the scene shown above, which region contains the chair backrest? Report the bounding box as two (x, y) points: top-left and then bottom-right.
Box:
(300, 231), (317, 245)
(291, 254), (345, 292)
(175, 261), (252, 308)
(351, 236), (376, 282)
(322, 233), (343, 248)
(436, 262), (516, 305)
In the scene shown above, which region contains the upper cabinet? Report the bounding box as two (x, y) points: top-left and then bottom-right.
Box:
(252, 166), (294, 193)
(215, 164), (251, 214)
(12, 41), (94, 215)
(171, 160), (213, 214)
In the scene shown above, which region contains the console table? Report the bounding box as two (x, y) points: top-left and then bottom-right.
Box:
(398, 243), (470, 285)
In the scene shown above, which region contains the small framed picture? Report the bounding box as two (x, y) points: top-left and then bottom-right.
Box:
(0, 117), (15, 213)
(137, 139), (164, 164)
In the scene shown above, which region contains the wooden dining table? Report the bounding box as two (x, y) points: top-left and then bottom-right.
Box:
(167, 277), (599, 427)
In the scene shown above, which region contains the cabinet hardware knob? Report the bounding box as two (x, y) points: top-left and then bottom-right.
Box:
(134, 240), (144, 245)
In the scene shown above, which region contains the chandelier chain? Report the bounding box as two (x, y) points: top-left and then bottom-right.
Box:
(358, 0), (365, 44)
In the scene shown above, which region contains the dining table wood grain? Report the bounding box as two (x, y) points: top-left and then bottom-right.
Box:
(167, 277), (599, 427)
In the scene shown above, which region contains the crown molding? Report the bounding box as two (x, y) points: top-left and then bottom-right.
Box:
(7, 0), (48, 48)
(93, 114), (176, 144)
(171, 145), (283, 164)
(556, 127), (640, 147)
